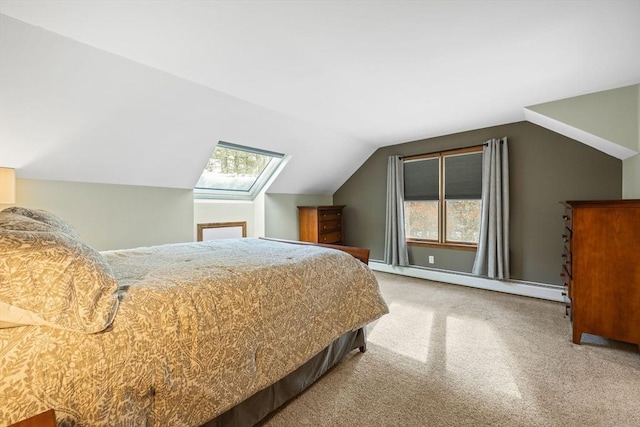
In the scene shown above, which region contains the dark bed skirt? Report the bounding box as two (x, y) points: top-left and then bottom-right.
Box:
(202, 328), (366, 427)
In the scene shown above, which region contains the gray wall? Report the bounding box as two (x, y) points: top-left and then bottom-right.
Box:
(623, 153), (639, 198)
(334, 121), (622, 285)
(4, 179), (331, 250)
(9, 178), (194, 251)
(265, 193), (333, 240)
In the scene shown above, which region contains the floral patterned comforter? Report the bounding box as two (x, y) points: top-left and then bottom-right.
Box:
(0, 238), (388, 426)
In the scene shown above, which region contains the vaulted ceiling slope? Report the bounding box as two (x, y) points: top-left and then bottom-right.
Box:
(0, 14), (372, 193)
(526, 85), (640, 160)
(0, 1), (639, 193)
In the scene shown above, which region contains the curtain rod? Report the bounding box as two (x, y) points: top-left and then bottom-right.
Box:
(400, 143), (484, 160)
(399, 137), (505, 160)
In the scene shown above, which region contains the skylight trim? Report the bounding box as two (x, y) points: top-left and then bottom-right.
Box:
(194, 141), (286, 201)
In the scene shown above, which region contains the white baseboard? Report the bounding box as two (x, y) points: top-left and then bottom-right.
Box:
(368, 261), (565, 302)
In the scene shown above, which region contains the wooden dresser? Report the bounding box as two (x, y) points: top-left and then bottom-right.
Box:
(298, 205), (345, 245)
(561, 200), (640, 346)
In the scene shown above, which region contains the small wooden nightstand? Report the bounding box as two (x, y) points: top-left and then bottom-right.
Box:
(298, 205), (345, 244)
(9, 409), (56, 427)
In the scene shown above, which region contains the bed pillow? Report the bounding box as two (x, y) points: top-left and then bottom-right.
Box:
(0, 217), (120, 333)
(1, 206), (81, 239)
(0, 212), (56, 232)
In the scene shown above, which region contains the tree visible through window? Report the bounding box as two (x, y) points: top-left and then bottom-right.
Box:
(194, 142), (285, 200)
(403, 147), (483, 247)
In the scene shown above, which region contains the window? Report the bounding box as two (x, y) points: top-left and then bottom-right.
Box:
(403, 147), (483, 248)
(194, 142), (286, 200)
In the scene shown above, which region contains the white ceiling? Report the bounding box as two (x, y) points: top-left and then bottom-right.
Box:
(0, 0), (639, 193)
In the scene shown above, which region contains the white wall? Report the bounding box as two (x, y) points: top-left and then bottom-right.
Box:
(193, 193), (334, 241)
(194, 199), (259, 239)
(0, 15), (371, 196)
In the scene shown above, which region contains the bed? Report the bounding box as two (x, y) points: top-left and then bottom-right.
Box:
(0, 207), (388, 426)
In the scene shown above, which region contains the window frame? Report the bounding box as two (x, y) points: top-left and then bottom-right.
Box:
(193, 141), (286, 201)
(404, 145), (483, 251)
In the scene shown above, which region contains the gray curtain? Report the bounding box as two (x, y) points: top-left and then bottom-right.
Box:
(472, 138), (510, 279)
(384, 155), (408, 266)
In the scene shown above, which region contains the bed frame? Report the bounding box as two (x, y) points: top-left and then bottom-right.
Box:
(203, 239), (372, 427)
(203, 328), (365, 427)
(259, 237), (370, 265)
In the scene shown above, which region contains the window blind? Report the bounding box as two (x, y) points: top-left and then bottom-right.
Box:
(404, 157), (439, 201)
(444, 152), (483, 199)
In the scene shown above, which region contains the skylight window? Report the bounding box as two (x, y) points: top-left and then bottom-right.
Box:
(194, 142), (286, 200)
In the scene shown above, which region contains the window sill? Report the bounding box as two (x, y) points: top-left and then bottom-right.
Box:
(407, 240), (478, 252)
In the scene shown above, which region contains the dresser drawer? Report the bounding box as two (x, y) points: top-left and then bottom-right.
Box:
(319, 209), (342, 221)
(319, 219), (341, 233)
(319, 231), (342, 244)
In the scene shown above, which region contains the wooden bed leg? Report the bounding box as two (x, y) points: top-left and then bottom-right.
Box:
(359, 343), (367, 353)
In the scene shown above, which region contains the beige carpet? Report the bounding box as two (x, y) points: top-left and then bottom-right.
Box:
(263, 272), (640, 426)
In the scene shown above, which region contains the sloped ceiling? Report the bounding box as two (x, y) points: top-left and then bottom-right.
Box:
(525, 84), (639, 160)
(0, 14), (372, 193)
(0, 1), (639, 193)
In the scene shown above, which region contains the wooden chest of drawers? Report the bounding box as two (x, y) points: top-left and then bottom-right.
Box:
(298, 205), (345, 245)
(561, 200), (640, 346)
